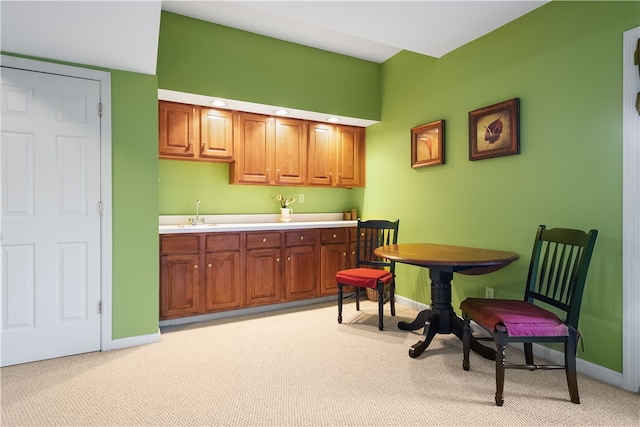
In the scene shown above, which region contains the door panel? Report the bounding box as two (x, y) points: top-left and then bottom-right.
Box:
(1, 67), (102, 366)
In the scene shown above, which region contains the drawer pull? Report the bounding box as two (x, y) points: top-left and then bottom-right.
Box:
(332, 234), (337, 239)
(194, 264), (198, 269)
(276, 257), (280, 262)
(342, 252), (347, 257)
(262, 238), (267, 243)
(300, 236), (304, 241)
(208, 263), (212, 268)
(287, 256), (291, 261)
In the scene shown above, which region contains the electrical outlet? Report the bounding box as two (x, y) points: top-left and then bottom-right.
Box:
(485, 287), (495, 299)
(298, 193), (304, 203)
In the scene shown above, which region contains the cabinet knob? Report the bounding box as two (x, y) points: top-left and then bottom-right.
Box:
(277, 169), (281, 176)
(262, 238), (267, 243)
(276, 257), (280, 262)
(208, 263), (212, 268)
(287, 256), (291, 261)
(194, 264), (198, 269)
(300, 236), (304, 241)
(332, 234), (337, 239)
(342, 252), (347, 257)
(266, 168), (271, 176)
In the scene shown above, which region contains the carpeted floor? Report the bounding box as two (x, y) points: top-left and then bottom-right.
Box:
(1, 300), (639, 426)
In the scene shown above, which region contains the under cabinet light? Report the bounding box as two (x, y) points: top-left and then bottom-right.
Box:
(211, 100), (226, 107)
(327, 117), (340, 123)
(274, 109), (289, 116)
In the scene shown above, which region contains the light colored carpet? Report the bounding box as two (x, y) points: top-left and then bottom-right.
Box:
(1, 300), (638, 426)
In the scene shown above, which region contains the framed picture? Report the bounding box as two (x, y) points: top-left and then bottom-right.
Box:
(469, 98), (520, 161)
(411, 119), (445, 168)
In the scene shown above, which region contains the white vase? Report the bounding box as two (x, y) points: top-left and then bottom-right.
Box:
(280, 208), (292, 222)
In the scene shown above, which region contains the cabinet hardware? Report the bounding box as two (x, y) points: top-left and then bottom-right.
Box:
(262, 238), (267, 243)
(208, 263), (212, 268)
(194, 264), (198, 269)
(300, 236), (304, 240)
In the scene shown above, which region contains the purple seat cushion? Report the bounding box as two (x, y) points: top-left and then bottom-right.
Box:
(336, 268), (393, 289)
(460, 298), (568, 337)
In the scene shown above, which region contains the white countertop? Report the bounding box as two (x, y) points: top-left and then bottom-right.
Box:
(159, 213), (357, 234)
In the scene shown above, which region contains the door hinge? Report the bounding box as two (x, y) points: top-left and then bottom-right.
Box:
(98, 102), (103, 117)
(98, 202), (103, 216)
(98, 301), (103, 314)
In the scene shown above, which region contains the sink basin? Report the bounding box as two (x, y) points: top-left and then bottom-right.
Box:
(177, 224), (219, 228)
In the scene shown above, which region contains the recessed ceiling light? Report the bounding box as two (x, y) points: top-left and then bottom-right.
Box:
(274, 109), (289, 116)
(327, 117), (340, 123)
(211, 100), (226, 107)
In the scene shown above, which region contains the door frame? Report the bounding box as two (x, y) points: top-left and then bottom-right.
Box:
(1, 54), (113, 352)
(622, 26), (640, 394)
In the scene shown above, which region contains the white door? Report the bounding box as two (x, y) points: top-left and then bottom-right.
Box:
(1, 66), (102, 366)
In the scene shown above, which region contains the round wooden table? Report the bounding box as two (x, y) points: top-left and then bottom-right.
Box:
(374, 243), (519, 358)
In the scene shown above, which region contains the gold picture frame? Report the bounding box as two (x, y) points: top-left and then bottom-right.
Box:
(411, 119), (445, 168)
(469, 98), (520, 161)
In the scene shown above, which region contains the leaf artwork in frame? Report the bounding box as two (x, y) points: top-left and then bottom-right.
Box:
(411, 119), (445, 168)
(469, 98), (520, 161)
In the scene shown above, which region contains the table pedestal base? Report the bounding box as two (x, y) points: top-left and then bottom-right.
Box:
(398, 269), (495, 360)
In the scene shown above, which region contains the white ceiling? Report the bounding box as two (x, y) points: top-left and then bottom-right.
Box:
(1, 1), (547, 75)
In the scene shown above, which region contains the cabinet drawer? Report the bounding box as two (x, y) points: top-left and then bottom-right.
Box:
(320, 228), (348, 244)
(285, 229), (317, 246)
(206, 233), (241, 251)
(160, 235), (200, 254)
(246, 231), (281, 249)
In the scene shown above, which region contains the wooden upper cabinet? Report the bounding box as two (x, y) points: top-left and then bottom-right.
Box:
(307, 123), (335, 186)
(335, 125), (364, 188)
(274, 118), (307, 185)
(230, 112), (274, 184)
(230, 113), (307, 186)
(159, 101), (197, 159)
(200, 107), (234, 160)
(159, 101), (233, 162)
(308, 123), (365, 188)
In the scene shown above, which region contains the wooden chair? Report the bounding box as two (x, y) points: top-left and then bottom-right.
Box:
(460, 225), (598, 406)
(336, 219), (399, 330)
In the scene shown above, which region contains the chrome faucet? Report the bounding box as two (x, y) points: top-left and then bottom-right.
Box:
(189, 200), (203, 225)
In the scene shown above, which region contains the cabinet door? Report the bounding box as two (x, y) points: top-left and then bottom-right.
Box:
(231, 112), (274, 184)
(204, 250), (242, 311)
(320, 243), (348, 295)
(200, 107), (234, 161)
(275, 118), (307, 185)
(285, 245), (317, 300)
(245, 247), (282, 305)
(307, 122), (336, 186)
(336, 125), (364, 188)
(159, 101), (197, 159)
(160, 253), (200, 319)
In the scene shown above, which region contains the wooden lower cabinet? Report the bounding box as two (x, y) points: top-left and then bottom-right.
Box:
(160, 235), (201, 319)
(160, 227), (354, 320)
(319, 228), (349, 295)
(284, 229), (318, 300)
(204, 233), (242, 311)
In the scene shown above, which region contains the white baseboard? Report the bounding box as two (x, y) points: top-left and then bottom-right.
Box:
(109, 330), (161, 350)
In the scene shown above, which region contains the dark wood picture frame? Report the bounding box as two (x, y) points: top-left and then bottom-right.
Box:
(411, 119), (445, 168)
(469, 98), (520, 161)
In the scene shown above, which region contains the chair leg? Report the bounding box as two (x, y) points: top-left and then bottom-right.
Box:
(377, 283), (384, 331)
(355, 286), (360, 311)
(566, 329), (581, 404)
(524, 342), (534, 366)
(462, 316), (471, 371)
(495, 340), (506, 406)
(390, 281), (396, 317)
(337, 284), (343, 324)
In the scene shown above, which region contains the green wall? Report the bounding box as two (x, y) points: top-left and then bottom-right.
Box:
(361, 1), (639, 371)
(110, 71), (159, 339)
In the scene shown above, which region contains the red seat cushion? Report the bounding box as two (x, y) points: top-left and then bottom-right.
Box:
(460, 298), (568, 337)
(336, 268), (393, 289)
